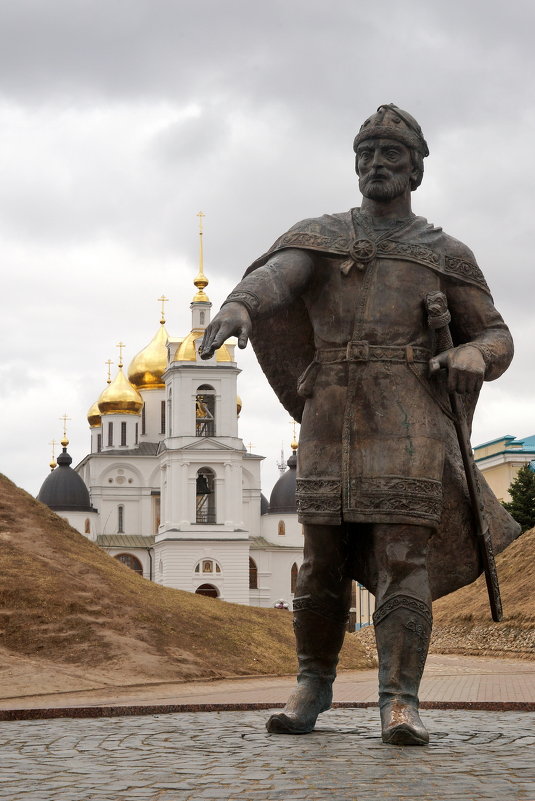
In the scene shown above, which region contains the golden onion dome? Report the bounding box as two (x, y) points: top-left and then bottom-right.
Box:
(128, 323), (169, 390)
(236, 395), (242, 416)
(98, 367), (144, 415)
(174, 330), (232, 363)
(87, 400), (102, 428)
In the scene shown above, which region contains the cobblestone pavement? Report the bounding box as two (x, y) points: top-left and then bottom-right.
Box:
(1, 709), (534, 801)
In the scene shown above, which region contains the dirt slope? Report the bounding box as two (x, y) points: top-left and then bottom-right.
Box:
(429, 526), (534, 658)
(0, 474), (372, 696)
(356, 527), (534, 660)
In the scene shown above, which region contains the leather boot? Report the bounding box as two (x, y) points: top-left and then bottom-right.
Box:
(266, 597), (348, 734)
(373, 594), (432, 746)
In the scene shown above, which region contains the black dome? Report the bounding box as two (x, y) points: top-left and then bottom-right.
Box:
(260, 493), (270, 515)
(268, 451), (297, 514)
(37, 449), (94, 512)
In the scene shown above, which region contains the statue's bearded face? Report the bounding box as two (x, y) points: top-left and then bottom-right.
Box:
(356, 138), (416, 201)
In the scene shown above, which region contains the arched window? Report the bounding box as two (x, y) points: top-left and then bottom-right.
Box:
(167, 388), (172, 437)
(196, 467), (216, 523)
(84, 518), (91, 534)
(108, 422), (113, 446)
(118, 505), (124, 533)
(115, 553), (143, 575)
(121, 421), (127, 446)
(249, 557), (258, 589)
(291, 562), (298, 593)
(195, 384), (215, 436)
(278, 520), (285, 536)
(160, 400), (166, 434)
(194, 559), (222, 574)
(195, 583), (219, 598)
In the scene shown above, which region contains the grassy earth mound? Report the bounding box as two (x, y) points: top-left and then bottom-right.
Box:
(0, 474), (373, 696)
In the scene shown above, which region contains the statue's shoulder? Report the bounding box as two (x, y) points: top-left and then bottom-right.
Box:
(245, 211), (353, 276)
(412, 216), (489, 293)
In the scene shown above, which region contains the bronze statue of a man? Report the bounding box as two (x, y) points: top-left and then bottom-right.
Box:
(200, 104), (519, 745)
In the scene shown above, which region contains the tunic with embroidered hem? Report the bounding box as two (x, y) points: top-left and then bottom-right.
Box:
(223, 209), (518, 599)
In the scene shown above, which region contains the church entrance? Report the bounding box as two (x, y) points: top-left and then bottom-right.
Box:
(195, 583), (219, 598)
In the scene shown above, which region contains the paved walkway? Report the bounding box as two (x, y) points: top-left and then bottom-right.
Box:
(1, 654), (534, 712)
(1, 708), (534, 800)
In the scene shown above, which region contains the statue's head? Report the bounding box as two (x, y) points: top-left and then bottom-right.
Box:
(353, 104), (429, 197)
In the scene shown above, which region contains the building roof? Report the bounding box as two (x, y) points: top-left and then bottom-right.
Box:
(474, 433), (535, 462)
(268, 451), (297, 514)
(37, 448), (95, 512)
(97, 534), (155, 548)
(249, 536), (300, 550)
(94, 442), (160, 457)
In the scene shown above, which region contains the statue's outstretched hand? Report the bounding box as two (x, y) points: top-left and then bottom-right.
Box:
(429, 345), (485, 394)
(199, 302), (252, 360)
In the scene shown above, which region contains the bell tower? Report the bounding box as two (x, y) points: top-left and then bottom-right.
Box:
(155, 214), (262, 603)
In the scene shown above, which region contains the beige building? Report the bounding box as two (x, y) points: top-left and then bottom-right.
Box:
(473, 434), (535, 502)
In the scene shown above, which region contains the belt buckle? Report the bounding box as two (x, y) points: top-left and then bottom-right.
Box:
(345, 340), (369, 361)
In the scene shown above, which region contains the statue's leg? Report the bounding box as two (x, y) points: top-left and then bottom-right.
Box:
(372, 523), (433, 746)
(266, 523), (351, 735)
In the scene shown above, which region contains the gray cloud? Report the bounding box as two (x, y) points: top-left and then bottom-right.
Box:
(0, 0), (534, 496)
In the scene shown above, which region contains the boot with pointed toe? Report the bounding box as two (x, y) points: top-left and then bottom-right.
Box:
(266, 599), (348, 735)
(373, 594), (432, 746)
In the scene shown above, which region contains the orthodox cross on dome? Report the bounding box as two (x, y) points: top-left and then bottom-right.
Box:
(290, 419), (299, 450)
(49, 438), (57, 471)
(193, 211), (209, 302)
(116, 341), (126, 368)
(158, 294), (169, 325)
(59, 413), (71, 447)
(105, 359), (114, 384)
(247, 441), (254, 453)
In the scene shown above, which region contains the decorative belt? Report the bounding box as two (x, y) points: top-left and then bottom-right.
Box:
(315, 341), (431, 364)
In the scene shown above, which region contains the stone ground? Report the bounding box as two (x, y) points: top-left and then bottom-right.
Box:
(1, 708), (534, 801)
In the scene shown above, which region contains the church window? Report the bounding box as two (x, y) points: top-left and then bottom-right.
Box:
(84, 518), (90, 534)
(200, 311), (205, 325)
(108, 422), (113, 446)
(135, 423), (138, 445)
(160, 400), (166, 434)
(278, 520), (285, 536)
(195, 385), (215, 437)
(196, 467), (216, 523)
(118, 505), (124, 533)
(291, 562), (298, 593)
(153, 495), (160, 534)
(141, 405), (146, 435)
(115, 553), (143, 575)
(121, 421), (127, 446)
(249, 557), (258, 590)
(167, 389), (172, 437)
(97, 434), (102, 453)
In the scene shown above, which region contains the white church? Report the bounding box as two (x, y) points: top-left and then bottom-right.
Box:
(37, 236), (307, 609)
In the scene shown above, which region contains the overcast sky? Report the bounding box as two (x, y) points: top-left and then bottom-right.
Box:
(1, 0), (534, 499)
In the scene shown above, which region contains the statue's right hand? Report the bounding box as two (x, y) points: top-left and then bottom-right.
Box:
(199, 303), (252, 360)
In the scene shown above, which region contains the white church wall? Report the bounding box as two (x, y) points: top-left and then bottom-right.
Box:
(249, 547), (303, 608)
(139, 387), (165, 442)
(58, 510), (99, 542)
(100, 413), (140, 452)
(261, 513), (304, 547)
(154, 539), (250, 603)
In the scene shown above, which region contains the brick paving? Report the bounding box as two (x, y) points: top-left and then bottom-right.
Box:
(1, 654), (533, 712)
(0, 708), (534, 801)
